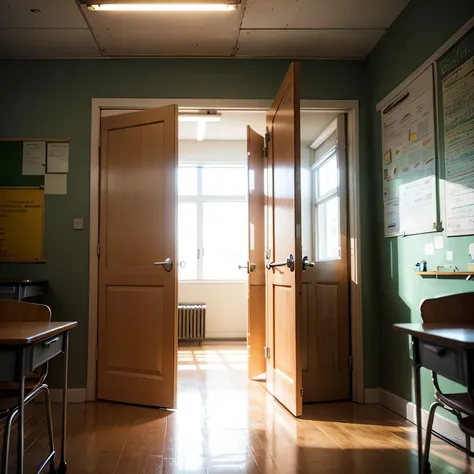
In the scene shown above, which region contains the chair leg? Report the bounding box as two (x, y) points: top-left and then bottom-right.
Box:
(1, 409), (18, 474)
(43, 386), (56, 473)
(423, 402), (441, 474)
(466, 431), (472, 463)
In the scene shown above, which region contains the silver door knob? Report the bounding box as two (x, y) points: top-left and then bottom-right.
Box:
(302, 256), (315, 271)
(154, 258), (173, 272)
(238, 262), (257, 273)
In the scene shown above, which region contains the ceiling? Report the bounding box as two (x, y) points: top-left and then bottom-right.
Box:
(102, 109), (339, 143)
(0, 0), (410, 59)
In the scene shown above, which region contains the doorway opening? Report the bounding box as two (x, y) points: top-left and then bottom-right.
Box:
(88, 98), (363, 409)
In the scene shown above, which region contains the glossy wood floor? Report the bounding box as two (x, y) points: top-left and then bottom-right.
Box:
(1, 344), (474, 473)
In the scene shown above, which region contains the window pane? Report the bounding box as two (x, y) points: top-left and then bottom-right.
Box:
(317, 196), (340, 261)
(203, 202), (247, 280)
(178, 202), (198, 280)
(317, 154), (338, 198)
(178, 167), (198, 196)
(202, 167), (247, 196)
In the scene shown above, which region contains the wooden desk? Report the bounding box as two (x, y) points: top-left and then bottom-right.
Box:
(394, 323), (474, 474)
(0, 280), (48, 302)
(0, 321), (77, 474)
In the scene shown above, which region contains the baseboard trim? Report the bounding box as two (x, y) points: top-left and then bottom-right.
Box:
(380, 389), (470, 448)
(364, 388), (381, 404)
(34, 388), (87, 404)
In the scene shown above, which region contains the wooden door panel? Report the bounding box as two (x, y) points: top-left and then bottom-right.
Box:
(315, 283), (338, 370)
(247, 127), (266, 380)
(106, 124), (167, 270)
(248, 285), (265, 378)
(266, 62), (302, 417)
(98, 106), (178, 408)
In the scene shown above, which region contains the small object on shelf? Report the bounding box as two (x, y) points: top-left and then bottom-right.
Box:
(436, 264), (458, 272)
(415, 261), (427, 272)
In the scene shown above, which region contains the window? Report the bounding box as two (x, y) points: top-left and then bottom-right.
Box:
(313, 150), (341, 261)
(178, 165), (248, 281)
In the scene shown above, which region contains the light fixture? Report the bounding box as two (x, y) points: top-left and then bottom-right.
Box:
(196, 121), (206, 141)
(87, 3), (238, 11)
(178, 113), (222, 123)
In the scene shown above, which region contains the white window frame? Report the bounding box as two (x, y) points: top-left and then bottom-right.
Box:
(178, 164), (247, 282)
(311, 146), (341, 262)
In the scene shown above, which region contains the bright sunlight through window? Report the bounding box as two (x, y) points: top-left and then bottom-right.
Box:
(178, 165), (248, 281)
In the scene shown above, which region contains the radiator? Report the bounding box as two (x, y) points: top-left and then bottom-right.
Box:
(178, 303), (206, 344)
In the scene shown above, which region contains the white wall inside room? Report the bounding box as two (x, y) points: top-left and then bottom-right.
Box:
(179, 282), (247, 339)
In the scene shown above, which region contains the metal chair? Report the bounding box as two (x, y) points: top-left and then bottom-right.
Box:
(420, 292), (474, 473)
(0, 300), (55, 474)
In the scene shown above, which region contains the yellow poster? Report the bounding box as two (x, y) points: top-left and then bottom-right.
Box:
(0, 188), (45, 262)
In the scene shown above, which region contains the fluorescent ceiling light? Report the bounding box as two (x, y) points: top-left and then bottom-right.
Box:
(179, 114), (221, 122)
(88, 3), (237, 11)
(196, 121), (206, 141)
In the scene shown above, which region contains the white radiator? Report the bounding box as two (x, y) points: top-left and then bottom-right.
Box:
(178, 303), (206, 344)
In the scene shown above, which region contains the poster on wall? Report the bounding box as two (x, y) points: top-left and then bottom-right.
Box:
(381, 65), (438, 237)
(438, 29), (474, 237)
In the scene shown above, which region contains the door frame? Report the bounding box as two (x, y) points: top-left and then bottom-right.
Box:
(87, 98), (364, 404)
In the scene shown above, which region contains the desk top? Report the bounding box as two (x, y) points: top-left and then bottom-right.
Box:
(0, 322), (77, 345)
(394, 323), (474, 349)
(0, 279), (48, 286)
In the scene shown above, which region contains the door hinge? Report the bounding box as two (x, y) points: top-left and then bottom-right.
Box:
(264, 346), (271, 359)
(349, 355), (353, 371)
(96, 347), (99, 361)
(300, 387), (304, 397)
(264, 131), (271, 159)
(97, 243), (100, 256)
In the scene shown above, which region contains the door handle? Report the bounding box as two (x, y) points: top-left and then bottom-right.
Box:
(154, 257), (173, 272)
(266, 254), (295, 272)
(238, 262), (257, 273)
(302, 256), (316, 271)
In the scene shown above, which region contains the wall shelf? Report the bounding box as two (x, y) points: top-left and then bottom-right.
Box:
(415, 272), (474, 281)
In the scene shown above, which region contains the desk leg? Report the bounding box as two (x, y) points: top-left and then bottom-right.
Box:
(58, 331), (69, 474)
(16, 352), (25, 474)
(413, 338), (424, 474)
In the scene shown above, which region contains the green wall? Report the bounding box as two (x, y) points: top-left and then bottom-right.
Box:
(0, 58), (379, 388)
(367, 0), (474, 409)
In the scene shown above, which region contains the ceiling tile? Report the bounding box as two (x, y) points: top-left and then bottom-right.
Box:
(242, 0), (410, 29)
(0, 0), (87, 29)
(235, 29), (385, 58)
(0, 29), (101, 58)
(83, 8), (243, 56)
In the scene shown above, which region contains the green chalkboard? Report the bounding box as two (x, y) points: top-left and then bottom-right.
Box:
(436, 28), (474, 236)
(0, 141), (45, 187)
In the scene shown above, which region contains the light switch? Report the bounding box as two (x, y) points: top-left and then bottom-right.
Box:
(446, 250), (453, 261)
(74, 218), (84, 230)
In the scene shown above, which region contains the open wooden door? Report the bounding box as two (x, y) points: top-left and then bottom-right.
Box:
(246, 126), (266, 380)
(301, 114), (351, 402)
(265, 63), (303, 417)
(97, 106), (178, 408)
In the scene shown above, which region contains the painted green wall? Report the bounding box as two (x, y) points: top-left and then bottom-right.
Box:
(0, 58), (379, 388)
(367, 0), (474, 409)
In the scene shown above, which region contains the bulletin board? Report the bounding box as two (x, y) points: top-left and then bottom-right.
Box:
(437, 28), (474, 237)
(381, 65), (438, 237)
(0, 187), (45, 262)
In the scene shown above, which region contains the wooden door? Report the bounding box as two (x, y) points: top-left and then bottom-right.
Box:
(97, 106), (178, 408)
(302, 114), (351, 402)
(265, 62), (303, 417)
(247, 127), (266, 380)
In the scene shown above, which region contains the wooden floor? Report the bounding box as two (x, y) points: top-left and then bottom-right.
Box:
(1, 344), (474, 473)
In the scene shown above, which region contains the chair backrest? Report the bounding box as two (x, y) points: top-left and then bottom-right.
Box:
(420, 292), (474, 324)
